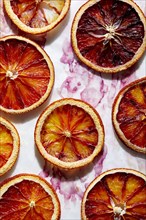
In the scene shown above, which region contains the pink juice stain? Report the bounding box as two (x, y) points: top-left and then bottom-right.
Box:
(59, 61), (91, 98)
(93, 144), (108, 177)
(59, 38), (138, 110)
(59, 39), (107, 107)
(60, 40), (74, 65)
(39, 160), (50, 178)
(120, 67), (137, 89)
(0, 0), (17, 37)
(81, 75), (108, 108)
(39, 163), (85, 202)
(39, 144), (107, 202)
(107, 66), (137, 108)
(57, 178), (84, 202)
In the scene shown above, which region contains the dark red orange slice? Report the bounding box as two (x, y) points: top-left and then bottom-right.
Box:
(0, 35), (54, 114)
(81, 168), (146, 220)
(0, 174), (61, 220)
(112, 77), (146, 154)
(71, 0), (146, 73)
(0, 117), (20, 176)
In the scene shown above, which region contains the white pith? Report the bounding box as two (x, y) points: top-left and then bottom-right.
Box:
(64, 130), (72, 138)
(29, 200), (35, 208)
(111, 198), (126, 219)
(6, 70), (18, 80)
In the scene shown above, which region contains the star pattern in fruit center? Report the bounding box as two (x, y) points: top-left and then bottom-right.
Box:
(111, 198), (126, 220)
(6, 69), (18, 80)
(89, 21), (122, 47)
(41, 105), (98, 162)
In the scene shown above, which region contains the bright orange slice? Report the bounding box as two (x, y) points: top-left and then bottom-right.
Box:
(71, 0), (146, 73)
(3, 0), (71, 35)
(0, 174), (61, 220)
(112, 77), (146, 154)
(81, 168), (146, 220)
(0, 35), (54, 114)
(0, 117), (20, 176)
(35, 98), (104, 169)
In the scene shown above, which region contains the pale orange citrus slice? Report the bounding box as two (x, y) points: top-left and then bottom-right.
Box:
(0, 35), (54, 114)
(35, 98), (104, 169)
(71, 0), (146, 73)
(112, 77), (146, 154)
(81, 168), (146, 220)
(0, 117), (20, 176)
(0, 173), (61, 220)
(3, 0), (71, 35)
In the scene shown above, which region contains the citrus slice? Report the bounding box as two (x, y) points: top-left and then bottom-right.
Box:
(3, 0), (71, 35)
(0, 35), (54, 114)
(71, 0), (146, 73)
(0, 173), (61, 220)
(112, 77), (146, 154)
(35, 98), (104, 169)
(0, 117), (20, 176)
(81, 168), (146, 220)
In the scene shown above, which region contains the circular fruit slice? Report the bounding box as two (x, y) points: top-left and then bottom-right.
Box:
(0, 35), (54, 114)
(35, 98), (104, 169)
(0, 117), (20, 176)
(71, 0), (146, 73)
(0, 174), (61, 220)
(112, 77), (146, 154)
(81, 168), (146, 220)
(3, 0), (71, 35)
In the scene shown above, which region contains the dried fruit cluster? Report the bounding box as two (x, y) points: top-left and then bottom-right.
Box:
(0, 0), (146, 220)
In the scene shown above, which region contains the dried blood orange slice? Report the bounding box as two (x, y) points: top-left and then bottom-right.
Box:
(112, 77), (146, 154)
(3, 0), (71, 35)
(0, 35), (54, 114)
(35, 98), (104, 169)
(0, 174), (61, 220)
(0, 117), (20, 176)
(71, 0), (146, 73)
(81, 168), (146, 220)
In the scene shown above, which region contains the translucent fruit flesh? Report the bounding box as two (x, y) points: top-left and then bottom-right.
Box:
(0, 38), (50, 111)
(41, 104), (98, 162)
(116, 81), (146, 149)
(76, 0), (144, 68)
(0, 124), (13, 168)
(84, 172), (146, 220)
(11, 0), (65, 28)
(0, 179), (55, 220)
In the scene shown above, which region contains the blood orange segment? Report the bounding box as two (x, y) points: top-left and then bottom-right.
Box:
(0, 117), (20, 176)
(3, 0), (71, 35)
(81, 168), (146, 220)
(0, 174), (61, 220)
(71, 0), (146, 73)
(0, 35), (54, 114)
(35, 98), (104, 169)
(112, 77), (146, 154)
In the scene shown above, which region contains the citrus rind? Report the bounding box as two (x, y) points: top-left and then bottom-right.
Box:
(112, 77), (146, 154)
(71, 0), (146, 73)
(81, 168), (146, 220)
(3, 0), (71, 35)
(0, 35), (54, 114)
(0, 173), (61, 220)
(35, 98), (104, 169)
(0, 117), (20, 176)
